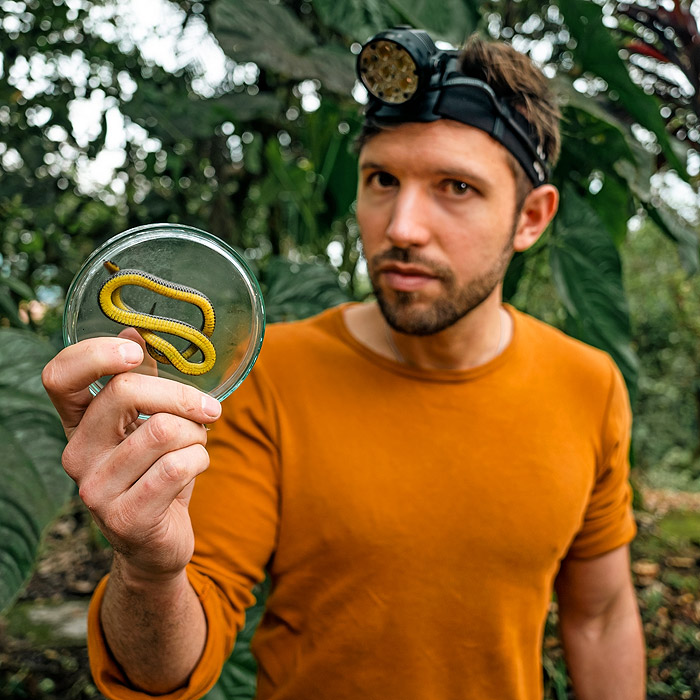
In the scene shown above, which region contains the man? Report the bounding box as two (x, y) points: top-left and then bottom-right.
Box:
(42, 29), (645, 700)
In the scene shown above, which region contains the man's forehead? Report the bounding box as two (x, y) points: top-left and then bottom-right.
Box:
(358, 120), (513, 182)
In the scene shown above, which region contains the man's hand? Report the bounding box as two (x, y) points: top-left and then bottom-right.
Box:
(42, 335), (221, 693)
(555, 545), (645, 700)
(42, 335), (222, 580)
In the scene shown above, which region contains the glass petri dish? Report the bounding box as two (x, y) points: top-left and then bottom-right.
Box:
(63, 223), (265, 403)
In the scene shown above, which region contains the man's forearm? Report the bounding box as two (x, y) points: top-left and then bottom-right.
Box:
(559, 585), (645, 700)
(101, 555), (207, 694)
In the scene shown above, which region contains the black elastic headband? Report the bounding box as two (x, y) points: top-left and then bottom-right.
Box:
(358, 30), (549, 186)
(364, 75), (548, 187)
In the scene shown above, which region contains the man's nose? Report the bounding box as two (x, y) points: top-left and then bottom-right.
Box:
(384, 186), (431, 248)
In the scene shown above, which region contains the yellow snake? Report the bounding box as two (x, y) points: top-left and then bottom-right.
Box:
(98, 260), (216, 376)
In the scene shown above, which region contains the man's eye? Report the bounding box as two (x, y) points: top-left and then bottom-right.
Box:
(369, 171), (398, 188)
(446, 180), (471, 196)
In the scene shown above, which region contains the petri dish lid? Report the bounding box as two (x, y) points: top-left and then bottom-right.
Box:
(63, 223), (265, 403)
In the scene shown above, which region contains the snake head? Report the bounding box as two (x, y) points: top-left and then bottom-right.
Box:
(103, 260), (121, 274)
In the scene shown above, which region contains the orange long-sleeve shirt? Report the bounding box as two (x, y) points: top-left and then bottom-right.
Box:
(88, 304), (636, 699)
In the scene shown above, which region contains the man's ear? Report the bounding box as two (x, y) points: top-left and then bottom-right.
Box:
(512, 184), (559, 252)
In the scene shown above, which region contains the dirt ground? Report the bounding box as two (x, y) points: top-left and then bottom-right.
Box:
(1, 492), (700, 699)
(0, 500), (112, 699)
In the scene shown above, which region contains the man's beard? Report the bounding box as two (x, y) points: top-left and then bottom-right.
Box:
(368, 233), (515, 337)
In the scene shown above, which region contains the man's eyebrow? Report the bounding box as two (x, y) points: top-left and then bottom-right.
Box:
(359, 161), (385, 171)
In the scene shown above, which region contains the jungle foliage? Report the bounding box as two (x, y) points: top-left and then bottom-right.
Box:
(1, 0), (699, 697)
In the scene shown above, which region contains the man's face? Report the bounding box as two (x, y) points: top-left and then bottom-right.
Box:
(356, 119), (522, 336)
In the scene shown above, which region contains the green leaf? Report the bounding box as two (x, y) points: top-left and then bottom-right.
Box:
(589, 175), (634, 248)
(312, 0), (401, 42)
(263, 258), (352, 323)
(264, 140), (321, 244)
(643, 201), (700, 275)
(554, 78), (655, 197)
(298, 101), (360, 220)
(211, 0), (355, 94)
(243, 134), (264, 176)
(558, 80), (655, 195)
(312, 0), (479, 44)
(0, 275), (35, 299)
(214, 92), (285, 124)
(555, 82), (697, 272)
(555, 0), (686, 176)
(386, 0), (480, 44)
(0, 289), (27, 328)
(0, 328), (71, 614)
(503, 251), (526, 302)
(549, 186), (638, 398)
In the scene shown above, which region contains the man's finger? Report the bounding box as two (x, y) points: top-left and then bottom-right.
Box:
(118, 328), (159, 376)
(118, 443), (210, 522)
(85, 371), (221, 437)
(42, 337), (144, 436)
(78, 413), (208, 503)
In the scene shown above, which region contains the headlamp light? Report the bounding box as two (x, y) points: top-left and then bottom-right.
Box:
(356, 27), (549, 186)
(357, 29), (436, 105)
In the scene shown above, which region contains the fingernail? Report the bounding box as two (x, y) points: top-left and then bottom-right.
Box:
(201, 394), (221, 419)
(118, 342), (142, 365)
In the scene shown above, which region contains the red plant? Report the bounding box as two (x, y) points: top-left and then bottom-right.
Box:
(617, 0), (700, 139)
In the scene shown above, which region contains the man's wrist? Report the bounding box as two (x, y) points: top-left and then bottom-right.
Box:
(110, 553), (191, 593)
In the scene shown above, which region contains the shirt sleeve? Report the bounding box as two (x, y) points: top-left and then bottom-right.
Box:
(87, 361), (281, 699)
(565, 359), (637, 560)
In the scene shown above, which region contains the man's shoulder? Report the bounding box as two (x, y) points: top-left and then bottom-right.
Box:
(510, 309), (628, 418)
(263, 304), (346, 346)
(512, 308), (619, 383)
(254, 304), (350, 373)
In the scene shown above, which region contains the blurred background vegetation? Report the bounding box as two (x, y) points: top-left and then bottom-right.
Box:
(1, 0), (699, 698)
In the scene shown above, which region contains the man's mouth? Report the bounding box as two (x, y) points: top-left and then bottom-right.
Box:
(377, 263), (440, 292)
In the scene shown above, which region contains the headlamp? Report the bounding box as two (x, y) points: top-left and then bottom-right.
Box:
(356, 27), (549, 186)
(357, 29), (435, 104)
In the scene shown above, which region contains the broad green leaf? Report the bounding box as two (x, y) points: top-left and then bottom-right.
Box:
(0, 426), (52, 609)
(312, 0), (479, 45)
(0, 289), (26, 328)
(556, 84), (643, 170)
(554, 77), (656, 204)
(0, 275), (35, 299)
(211, 0), (355, 94)
(589, 175), (635, 248)
(122, 82), (218, 142)
(264, 140), (321, 245)
(263, 258), (352, 323)
(555, 0), (686, 176)
(214, 0), (316, 54)
(643, 201), (700, 275)
(274, 101), (360, 238)
(549, 186), (638, 398)
(0, 330), (60, 391)
(503, 251), (526, 302)
(612, 151), (653, 204)
(0, 328), (71, 614)
(214, 92), (285, 124)
(386, 0), (480, 44)
(243, 134), (264, 176)
(311, 0), (401, 42)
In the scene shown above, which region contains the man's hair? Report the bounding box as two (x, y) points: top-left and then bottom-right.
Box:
(356, 34), (561, 208)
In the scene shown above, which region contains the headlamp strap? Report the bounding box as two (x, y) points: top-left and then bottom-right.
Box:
(434, 81), (547, 186)
(493, 116), (505, 141)
(357, 30), (549, 186)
